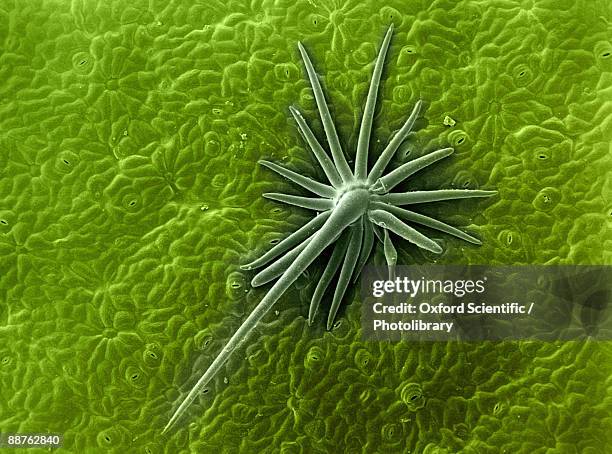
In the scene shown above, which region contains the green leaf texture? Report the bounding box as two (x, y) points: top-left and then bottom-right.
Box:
(0, 0), (611, 453)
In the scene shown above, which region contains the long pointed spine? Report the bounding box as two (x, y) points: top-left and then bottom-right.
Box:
(308, 232), (349, 324)
(368, 100), (422, 183)
(259, 160), (335, 197)
(368, 209), (442, 254)
(163, 191), (367, 434)
(371, 147), (454, 194)
(242, 211), (331, 271)
(297, 42), (353, 182)
(352, 219), (374, 283)
(355, 25), (393, 179)
(251, 238), (312, 287)
(327, 221), (363, 330)
(371, 202), (481, 244)
(289, 105), (343, 187)
(381, 189), (497, 206)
